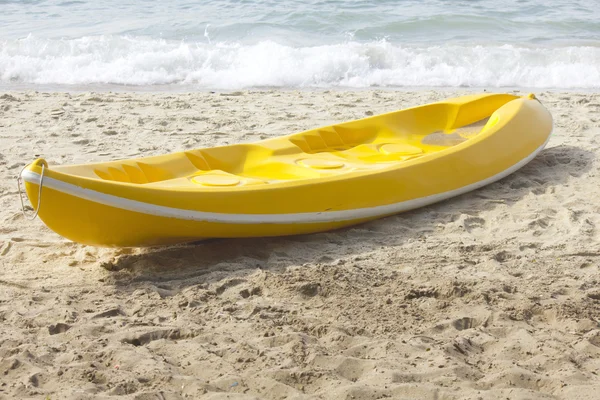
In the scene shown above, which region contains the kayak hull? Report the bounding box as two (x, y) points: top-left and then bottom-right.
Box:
(22, 93), (553, 247)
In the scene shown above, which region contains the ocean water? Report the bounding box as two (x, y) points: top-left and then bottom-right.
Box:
(1, 0), (599, 90)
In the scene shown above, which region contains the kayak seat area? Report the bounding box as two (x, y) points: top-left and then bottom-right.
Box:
(93, 132), (476, 188)
(92, 116), (491, 188)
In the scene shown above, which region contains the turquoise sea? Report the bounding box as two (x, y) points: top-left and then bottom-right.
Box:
(1, 0), (599, 89)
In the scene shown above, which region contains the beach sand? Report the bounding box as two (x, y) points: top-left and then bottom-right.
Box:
(1, 89), (599, 399)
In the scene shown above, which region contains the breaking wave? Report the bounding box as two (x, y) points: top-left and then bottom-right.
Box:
(1, 36), (599, 89)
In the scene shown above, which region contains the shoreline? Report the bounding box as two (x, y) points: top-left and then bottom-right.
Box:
(2, 83), (600, 95)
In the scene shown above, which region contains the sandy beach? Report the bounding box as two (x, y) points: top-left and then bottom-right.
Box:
(1, 89), (600, 399)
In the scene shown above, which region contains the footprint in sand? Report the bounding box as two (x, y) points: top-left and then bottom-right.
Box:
(463, 215), (486, 232)
(48, 322), (71, 335)
(452, 317), (480, 331)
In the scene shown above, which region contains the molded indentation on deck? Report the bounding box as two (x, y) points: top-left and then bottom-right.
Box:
(290, 125), (377, 154)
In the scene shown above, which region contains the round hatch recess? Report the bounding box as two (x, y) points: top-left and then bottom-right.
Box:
(379, 143), (423, 156)
(298, 159), (344, 169)
(191, 175), (240, 186)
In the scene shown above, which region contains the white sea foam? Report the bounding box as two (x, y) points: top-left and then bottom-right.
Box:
(1, 36), (599, 89)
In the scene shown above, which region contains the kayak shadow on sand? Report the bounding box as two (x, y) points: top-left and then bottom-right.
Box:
(103, 144), (594, 292)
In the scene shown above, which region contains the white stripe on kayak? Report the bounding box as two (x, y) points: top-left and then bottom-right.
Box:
(21, 137), (550, 225)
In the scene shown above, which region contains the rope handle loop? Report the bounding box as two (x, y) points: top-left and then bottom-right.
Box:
(16, 159), (47, 220)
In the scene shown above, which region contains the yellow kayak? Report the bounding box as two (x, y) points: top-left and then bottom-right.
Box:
(20, 93), (552, 247)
